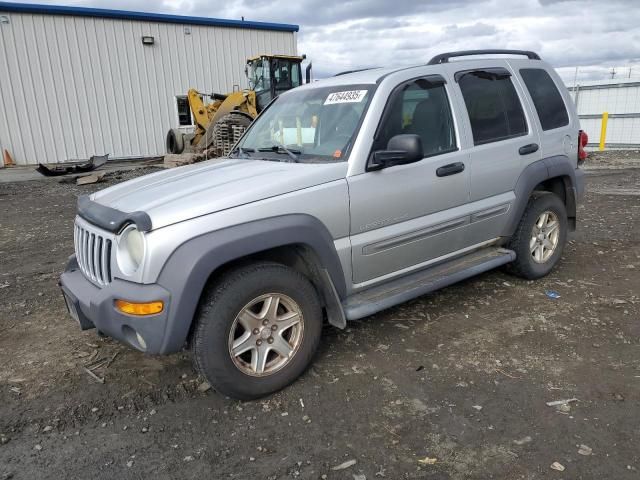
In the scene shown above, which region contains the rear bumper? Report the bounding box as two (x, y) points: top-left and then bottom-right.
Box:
(59, 255), (172, 354)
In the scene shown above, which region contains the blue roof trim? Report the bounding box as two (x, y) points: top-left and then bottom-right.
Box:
(0, 2), (299, 32)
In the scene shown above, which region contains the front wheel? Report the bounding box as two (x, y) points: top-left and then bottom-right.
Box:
(506, 191), (568, 279)
(191, 263), (323, 400)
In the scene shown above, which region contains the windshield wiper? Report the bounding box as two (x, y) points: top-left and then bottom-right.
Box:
(258, 142), (301, 162)
(231, 146), (255, 158)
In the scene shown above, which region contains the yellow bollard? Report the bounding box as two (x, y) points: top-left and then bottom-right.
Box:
(599, 112), (609, 151)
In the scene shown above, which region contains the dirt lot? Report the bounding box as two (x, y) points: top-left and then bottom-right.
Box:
(0, 153), (638, 479)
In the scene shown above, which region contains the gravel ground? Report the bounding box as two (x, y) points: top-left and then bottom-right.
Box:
(0, 154), (638, 479)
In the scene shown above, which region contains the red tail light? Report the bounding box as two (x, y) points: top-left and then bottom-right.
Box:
(578, 130), (588, 162)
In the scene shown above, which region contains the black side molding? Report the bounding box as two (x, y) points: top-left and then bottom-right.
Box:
(77, 195), (152, 233)
(428, 49), (541, 65)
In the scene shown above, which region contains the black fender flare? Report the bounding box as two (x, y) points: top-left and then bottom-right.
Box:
(155, 214), (346, 353)
(501, 155), (583, 237)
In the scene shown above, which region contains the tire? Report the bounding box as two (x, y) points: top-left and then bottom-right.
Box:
(191, 262), (323, 400)
(166, 128), (185, 154)
(506, 191), (568, 280)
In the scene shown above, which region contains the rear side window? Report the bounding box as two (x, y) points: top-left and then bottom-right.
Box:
(458, 70), (528, 145)
(520, 68), (569, 131)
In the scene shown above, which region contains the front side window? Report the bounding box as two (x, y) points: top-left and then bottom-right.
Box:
(235, 84), (374, 163)
(374, 77), (456, 157)
(520, 68), (569, 131)
(458, 70), (527, 145)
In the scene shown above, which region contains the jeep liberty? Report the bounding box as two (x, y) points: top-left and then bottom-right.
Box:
(60, 50), (587, 399)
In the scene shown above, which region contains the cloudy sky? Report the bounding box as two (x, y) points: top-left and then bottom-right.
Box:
(18, 0), (640, 82)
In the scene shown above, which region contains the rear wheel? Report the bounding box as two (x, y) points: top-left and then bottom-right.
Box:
(507, 191), (568, 279)
(191, 263), (322, 400)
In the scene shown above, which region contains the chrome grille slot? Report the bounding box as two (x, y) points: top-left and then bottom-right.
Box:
(74, 219), (113, 286)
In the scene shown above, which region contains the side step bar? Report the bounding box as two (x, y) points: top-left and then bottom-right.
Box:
(343, 247), (516, 320)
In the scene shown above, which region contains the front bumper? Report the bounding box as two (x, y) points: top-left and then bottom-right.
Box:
(59, 255), (172, 354)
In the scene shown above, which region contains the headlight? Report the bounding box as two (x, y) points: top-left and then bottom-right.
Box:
(116, 225), (145, 275)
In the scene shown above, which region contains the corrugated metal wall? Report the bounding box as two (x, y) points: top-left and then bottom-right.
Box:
(569, 80), (640, 147)
(0, 11), (297, 164)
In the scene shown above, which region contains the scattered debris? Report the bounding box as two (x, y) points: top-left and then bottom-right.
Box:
(183, 456), (194, 462)
(332, 459), (357, 471)
(472, 405), (483, 411)
(545, 290), (561, 299)
(546, 398), (578, 407)
(163, 153), (198, 168)
(578, 444), (593, 456)
(0, 282), (9, 289)
(353, 474), (366, 480)
(36, 153), (109, 177)
(418, 456), (438, 465)
(550, 461), (565, 472)
(83, 366), (105, 384)
(613, 393), (625, 402)
(76, 171), (106, 185)
(197, 381), (211, 393)
(513, 436), (532, 445)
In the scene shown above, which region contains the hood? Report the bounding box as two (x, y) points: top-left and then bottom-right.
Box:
(91, 158), (347, 229)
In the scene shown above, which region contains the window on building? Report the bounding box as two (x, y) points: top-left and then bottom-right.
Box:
(176, 96), (192, 126)
(520, 68), (569, 131)
(374, 78), (456, 157)
(458, 70), (527, 145)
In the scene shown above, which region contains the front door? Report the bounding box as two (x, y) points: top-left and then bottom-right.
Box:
(348, 76), (471, 285)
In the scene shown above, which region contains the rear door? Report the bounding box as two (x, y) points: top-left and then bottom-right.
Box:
(348, 75), (471, 285)
(513, 63), (573, 161)
(447, 61), (541, 244)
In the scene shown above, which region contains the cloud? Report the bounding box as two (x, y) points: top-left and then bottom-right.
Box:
(13, 0), (640, 82)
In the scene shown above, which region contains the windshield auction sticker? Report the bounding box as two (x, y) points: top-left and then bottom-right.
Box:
(324, 90), (368, 105)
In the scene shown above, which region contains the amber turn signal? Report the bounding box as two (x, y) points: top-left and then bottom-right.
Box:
(115, 299), (163, 316)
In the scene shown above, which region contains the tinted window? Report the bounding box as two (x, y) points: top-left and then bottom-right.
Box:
(520, 68), (569, 131)
(375, 78), (456, 157)
(458, 71), (527, 145)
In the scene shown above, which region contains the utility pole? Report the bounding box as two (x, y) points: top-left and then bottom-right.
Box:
(609, 67), (616, 79)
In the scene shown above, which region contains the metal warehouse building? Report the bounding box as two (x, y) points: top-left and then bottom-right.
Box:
(0, 2), (298, 165)
(569, 78), (640, 149)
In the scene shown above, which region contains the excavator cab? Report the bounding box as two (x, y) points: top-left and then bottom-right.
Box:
(246, 55), (309, 111)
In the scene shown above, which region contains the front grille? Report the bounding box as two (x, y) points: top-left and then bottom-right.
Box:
(74, 220), (113, 286)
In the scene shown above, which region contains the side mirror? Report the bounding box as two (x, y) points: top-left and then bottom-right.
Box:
(369, 134), (424, 171)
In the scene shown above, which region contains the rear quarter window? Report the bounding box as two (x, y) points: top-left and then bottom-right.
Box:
(520, 68), (569, 131)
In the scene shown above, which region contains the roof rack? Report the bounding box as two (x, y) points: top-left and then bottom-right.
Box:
(334, 67), (379, 76)
(427, 49), (541, 65)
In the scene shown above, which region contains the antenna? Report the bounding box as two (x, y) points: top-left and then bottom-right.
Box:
(609, 67), (616, 79)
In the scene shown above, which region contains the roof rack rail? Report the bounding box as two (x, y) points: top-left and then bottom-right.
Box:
(334, 67), (379, 76)
(427, 49), (541, 65)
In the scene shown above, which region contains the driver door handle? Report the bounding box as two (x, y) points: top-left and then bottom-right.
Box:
(436, 162), (465, 177)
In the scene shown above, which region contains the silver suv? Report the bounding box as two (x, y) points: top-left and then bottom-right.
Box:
(60, 50), (586, 399)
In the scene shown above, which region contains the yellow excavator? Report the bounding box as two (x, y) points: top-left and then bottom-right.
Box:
(166, 54), (311, 156)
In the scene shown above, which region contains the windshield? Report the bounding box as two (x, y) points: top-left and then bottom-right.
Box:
(235, 84), (374, 163)
(247, 58), (270, 92)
